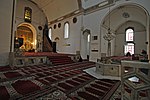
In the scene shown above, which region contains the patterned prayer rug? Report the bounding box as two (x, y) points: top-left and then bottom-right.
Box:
(0, 61), (121, 99)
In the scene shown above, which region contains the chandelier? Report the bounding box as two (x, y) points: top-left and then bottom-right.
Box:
(103, 4), (115, 41)
(103, 28), (115, 41)
(103, 5), (115, 56)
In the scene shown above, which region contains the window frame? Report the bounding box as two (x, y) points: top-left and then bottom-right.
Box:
(124, 27), (135, 55)
(48, 27), (52, 40)
(124, 43), (134, 55)
(64, 22), (70, 39)
(125, 28), (134, 42)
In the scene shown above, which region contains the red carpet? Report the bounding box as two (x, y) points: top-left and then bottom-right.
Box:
(59, 73), (71, 77)
(12, 80), (41, 95)
(85, 87), (105, 96)
(68, 79), (120, 100)
(57, 82), (74, 91)
(45, 76), (57, 83)
(0, 57), (121, 99)
(72, 78), (86, 83)
(0, 86), (10, 100)
(35, 73), (46, 77)
(66, 80), (80, 86)
(53, 75), (64, 80)
(77, 91), (99, 100)
(90, 83), (109, 91)
(0, 66), (12, 72)
(4, 71), (23, 79)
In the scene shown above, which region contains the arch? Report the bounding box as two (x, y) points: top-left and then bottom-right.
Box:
(100, 3), (149, 56)
(82, 29), (91, 60)
(83, 29), (90, 36)
(101, 3), (149, 33)
(16, 22), (37, 51)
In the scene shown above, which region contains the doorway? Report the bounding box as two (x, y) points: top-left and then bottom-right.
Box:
(15, 23), (37, 52)
(83, 29), (91, 60)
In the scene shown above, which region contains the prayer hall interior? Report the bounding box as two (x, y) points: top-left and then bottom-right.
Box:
(0, 0), (150, 99)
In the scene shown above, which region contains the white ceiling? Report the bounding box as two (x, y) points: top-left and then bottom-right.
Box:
(31, 0), (110, 23)
(31, 0), (148, 31)
(31, 0), (79, 22)
(102, 4), (147, 33)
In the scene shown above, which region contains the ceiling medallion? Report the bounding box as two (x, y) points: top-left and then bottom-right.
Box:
(122, 12), (130, 18)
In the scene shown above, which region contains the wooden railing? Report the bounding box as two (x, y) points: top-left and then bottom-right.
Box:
(43, 35), (53, 52)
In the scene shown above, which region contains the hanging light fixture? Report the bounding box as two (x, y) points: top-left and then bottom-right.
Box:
(103, 4), (115, 56)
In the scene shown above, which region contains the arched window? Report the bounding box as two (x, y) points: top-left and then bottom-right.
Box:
(126, 28), (134, 41)
(124, 28), (134, 55)
(88, 34), (90, 42)
(64, 22), (69, 39)
(49, 27), (52, 40)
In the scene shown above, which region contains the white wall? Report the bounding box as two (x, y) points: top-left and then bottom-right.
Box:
(0, 0), (14, 66)
(16, 0), (47, 26)
(115, 21), (147, 56)
(50, 15), (82, 54)
(81, 0), (106, 9)
(83, 5), (108, 61)
(82, 0), (150, 61)
(115, 33), (124, 56)
(135, 31), (147, 54)
(1, 0), (150, 65)
(80, 30), (91, 59)
(50, 0), (150, 61)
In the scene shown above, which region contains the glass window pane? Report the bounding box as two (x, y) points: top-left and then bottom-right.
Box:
(64, 22), (69, 38)
(88, 34), (90, 42)
(126, 28), (134, 41)
(124, 43), (134, 55)
(49, 28), (52, 40)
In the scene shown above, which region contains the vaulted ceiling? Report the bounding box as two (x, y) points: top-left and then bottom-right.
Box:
(30, 0), (110, 23)
(102, 4), (147, 33)
(30, 0), (148, 32)
(31, 0), (80, 22)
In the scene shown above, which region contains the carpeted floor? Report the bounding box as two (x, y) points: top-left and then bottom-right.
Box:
(0, 61), (121, 100)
